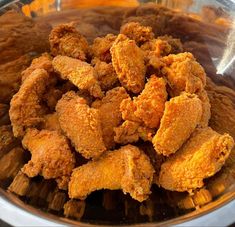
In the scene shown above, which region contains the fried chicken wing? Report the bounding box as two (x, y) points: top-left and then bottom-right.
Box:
(111, 34), (146, 94)
(92, 87), (129, 149)
(153, 92), (202, 156)
(56, 91), (106, 159)
(114, 121), (154, 144)
(9, 69), (54, 137)
(52, 55), (103, 98)
(120, 22), (154, 45)
(22, 129), (75, 190)
(159, 127), (234, 192)
(162, 52), (206, 96)
(91, 34), (117, 62)
(49, 23), (89, 61)
(69, 145), (154, 202)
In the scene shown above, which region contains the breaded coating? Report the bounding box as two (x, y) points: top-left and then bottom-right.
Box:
(9, 69), (53, 137)
(21, 53), (53, 82)
(52, 55), (103, 98)
(69, 145), (154, 202)
(120, 22), (154, 45)
(159, 127), (234, 192)
(43, 88), (63, 111)
(92, 87), (129, 149)
(162, 52), (206, 96)
(41, 113), (61, 132)
(157, 35), (183, 54)
(114, 121), (154, 144)
(111, 34), (146, 94)
(91, 34), (117, 62)
(153, 92), (202, 156)
(56, 91), (106, 159)
(120, 76), (167, 128)
(22, 129), (75, 190)
(93, 59), (118, 91)
(49, 23), (89, 61)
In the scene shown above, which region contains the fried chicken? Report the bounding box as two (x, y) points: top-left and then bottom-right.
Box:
(153, 92), (202, 156)
(69, 145), (154, 202)
(162, 52), (206, 96)
(120, 22), (154, 45)
(91, 87), (129, 149)
(43, 88), (63, 111)
(93, 59), (118, 91)
(9, 69), (54, 137)
(41, 113), (62, 133)
(0, 104), (10, 126)
(157, 35), (183, 54)
(159, 127), (234, 192)
(111, 34), (146, 94)
(91, 34), (117, 62)
(120, 76), (167, 129)
(52, 55), (103, 98)
(56, 91), (106, 159)
(49, 23), (89, 61)
(114, 121), (154, 144)
(22, 129), (75, 190)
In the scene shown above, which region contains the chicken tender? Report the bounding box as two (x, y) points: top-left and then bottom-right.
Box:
(91, 34), (117, 62)
(153, 92), (202, 156)
(114, 121), (154, 144)
(92, 87), (129, 149)
(9, 69), (53, 137)
(120, 76), (167, 128)
(111, 34), (146, 94)
(21, 53), (53, 82)
(52, 55), (103, 98)
(162, 52), (206, 96)
(159, 127), (234, 192)
(49, 23), (89, 61)
(93, 60), (118, 91)
(69, 145), (154, 202)
(56, 91), (106, 159)
(22, 129), (75, 190)
(120, 22), (154, 45)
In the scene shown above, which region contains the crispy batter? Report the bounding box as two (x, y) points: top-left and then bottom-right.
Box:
(91, 34), (117, 62)
(69, 145), (154, 202)
(162, 52), (206, 96)
(111, 34), (146, 94)
(114, 121), (154, 144)
(157, 35), (183, 54)
(92, 87), (129, 149)
(21, 53), (53, 82)
(120, 22), (154, 45)
(153, 92), (202, 156)
(43, 88), (63, 111)
(52, 55), (104, 98)
(9, 69), (53, 137)
(121, 76), (167, 128)
(22, 128), (75, 190)
(93, 59), (118, 91)
(56, 91), (106, 159)
(159, 127), (234, 192)
(49, 23), (89, 61)
(41, 113), (62, 133)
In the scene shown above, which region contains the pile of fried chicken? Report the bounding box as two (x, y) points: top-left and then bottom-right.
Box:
(8, 21), (234, 203)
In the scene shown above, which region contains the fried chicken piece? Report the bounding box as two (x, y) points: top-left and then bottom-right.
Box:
(120, 22), (154, 45)
(93, 59), (118, 91)
(43, 88), (63, 111)
(69, 145), (154, 202)
(120, 76), (167, 129)
(159, 127), (234, 192)
(114, 121), (154, 144)
(92, 87), (129, 149)
(21, 53), (53, 82)
(0, 104), (10, 126)
(56, 91), (106, 159)
(22, 129), (75, 190)
(49, 23), (89, 61)
(52, 55), (103, 98)
(9, 69), (54, 137)
(41, 113), (61, 133)
(91, 34), (117, 62)
(153, 92), (202, 156)
(162, 52), (206, 96)
(111, 34), (146, 94)
(157, 35), (183, 54)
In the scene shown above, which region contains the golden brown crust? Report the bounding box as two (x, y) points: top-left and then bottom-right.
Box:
(56, 91), (106, 159)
